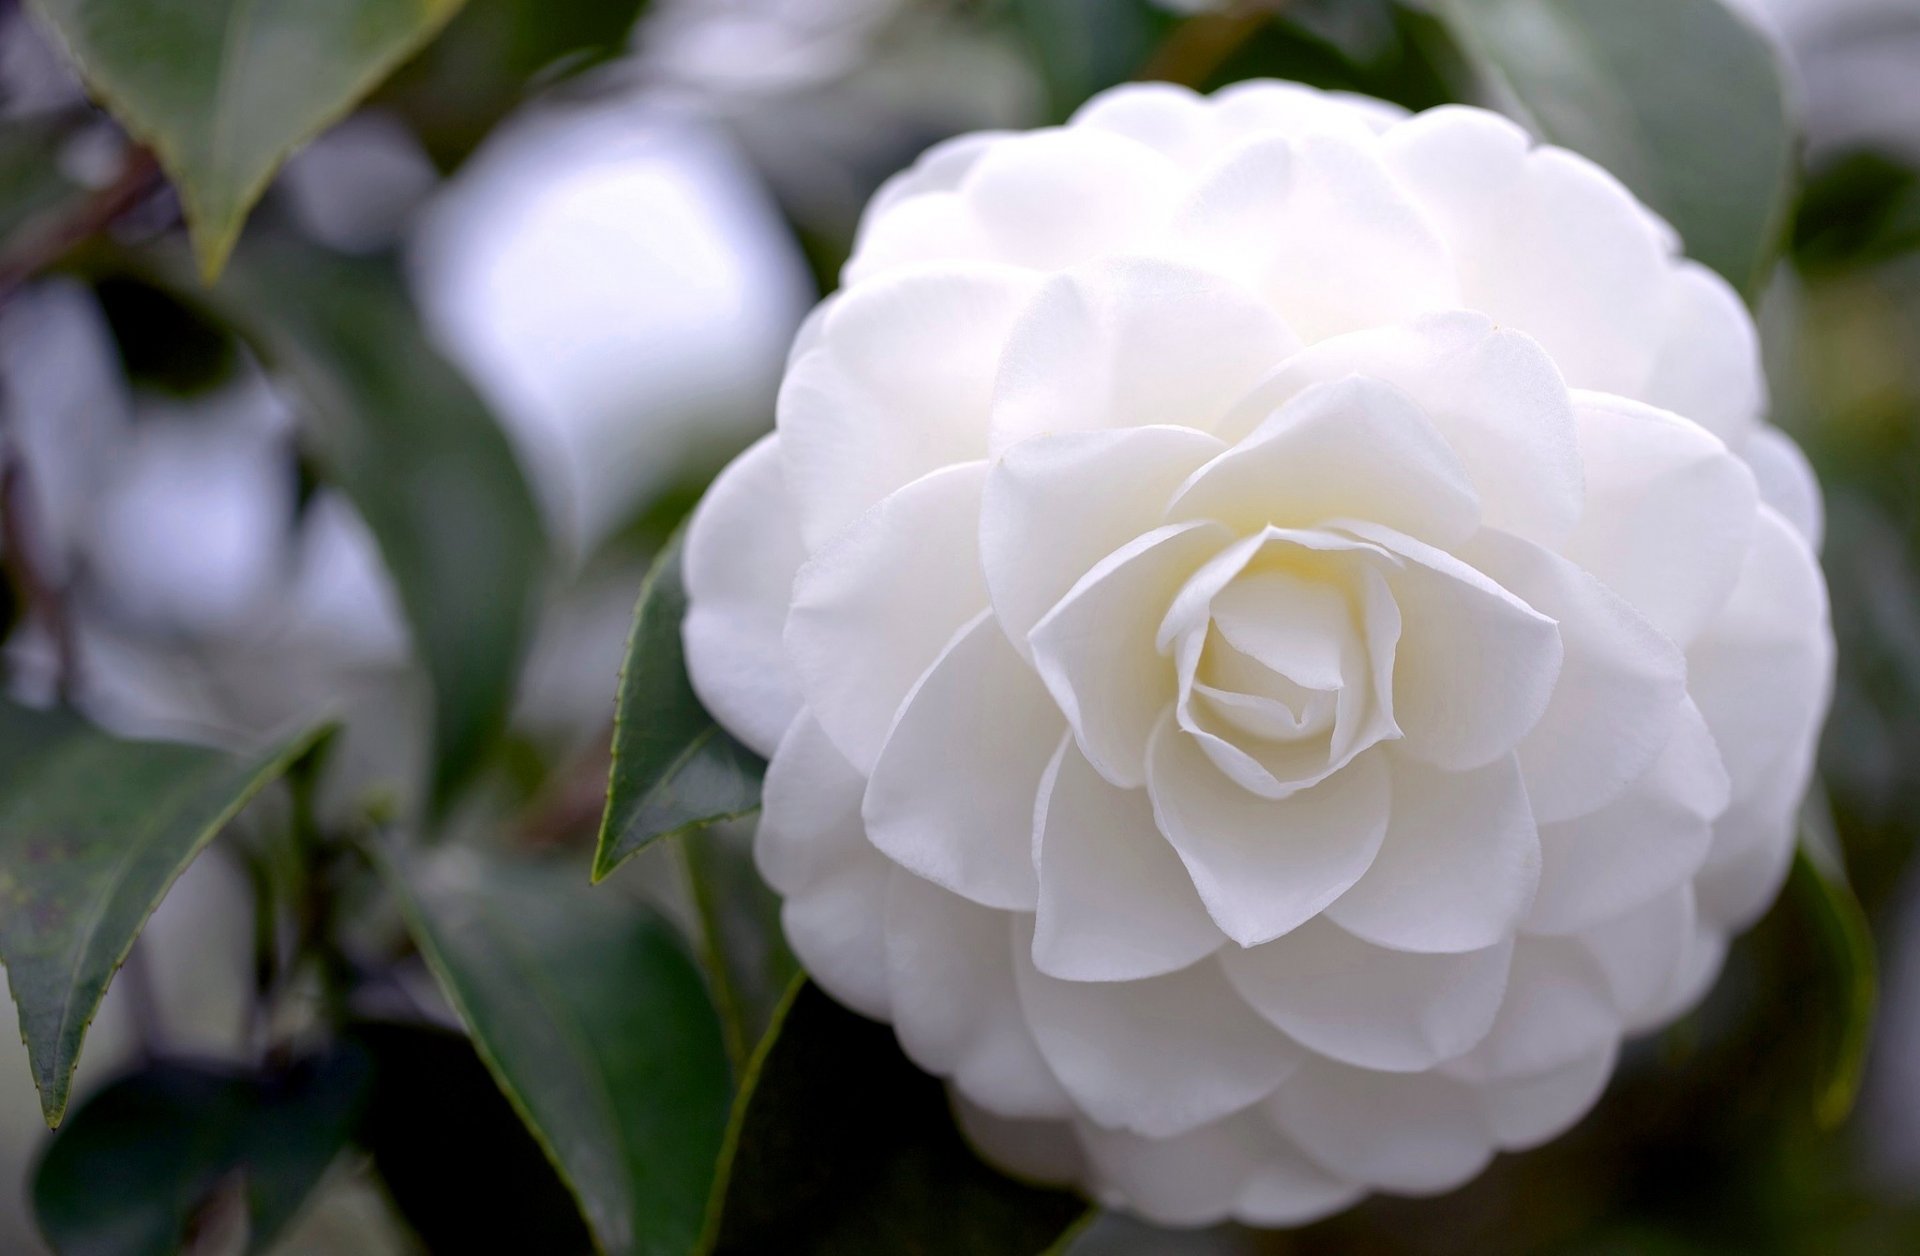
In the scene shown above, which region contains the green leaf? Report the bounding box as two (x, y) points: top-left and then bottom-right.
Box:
(0, 118), (83, 247)
(677, 821), (797, 1071)
(349, 1020), (593, 1254)
(32, 1047), (369, 1256)
(594, 533), (763, 884)
(1439, 0), (1797, 294)
(1013, 0), (1175, 120)
(0, 702), (322, 1126)
(374, 0), (653, 166)
(375, 845), (733, 1256)
(704, 980), (1091, 1256)
(211, 247), (550, 810)
(25, 0), (467, 281)
(1792, 809), (1877, 1130)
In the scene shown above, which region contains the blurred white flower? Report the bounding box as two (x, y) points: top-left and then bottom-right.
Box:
(411, 97), (813, 554)
(683, 82), (1834, 1225)
(633, 0), (1043, 238)
(279, 111), (439, 256)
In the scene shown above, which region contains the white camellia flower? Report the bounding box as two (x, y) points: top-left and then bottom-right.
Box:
(681, 81), (1835, 1226)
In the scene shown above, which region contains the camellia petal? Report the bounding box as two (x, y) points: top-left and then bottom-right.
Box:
(785, 461), (990, 772)
(1220, 918), (1513, 1073)
(1168, 374), (1481, 547)
(1324, 754), (1540, 954)
(988, 257), (1297, 454)
(884, 872), (1073, 1120)
(1014, 932), (1300, 1138)
(1267, 1059), (1493, 1196)
(863, 611), (1060, 911)
(1032, 738), (1224, 982)
(982, 424), (1227, 657)
(1030, 521), (1234, 788)
(1147, 713), (1391, 948)
(1075, 1110), (1361, 1228)
(683, 434), (806, 757)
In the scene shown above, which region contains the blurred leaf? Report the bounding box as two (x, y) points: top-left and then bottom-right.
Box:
(1791, 814), (1877, 1130)
(376, 846), (732, 1256)
(211, 246), (549, 810)
(1014, 0), (1175, 120)
(678, 821), (797, 1070)
(1794, 151), (1920, 272)
(376, 0), (653, 167)
(1207, 0), (1470, 111)
(24, 0), (466, 279)
(349, 1020), (593, 1254)
(1439, 0), (1797, 294)
(0, 117), (82, 246)
(594, 533), (763, 884)
(32, 1047), (369, 1255)
(0, 703), (321, 1126)
(705, 980), (1091, 1256)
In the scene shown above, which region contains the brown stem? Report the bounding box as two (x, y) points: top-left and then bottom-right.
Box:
(0, 144), (161, 305)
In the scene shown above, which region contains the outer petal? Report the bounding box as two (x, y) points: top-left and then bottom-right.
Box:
(1643, 262), (1767, 447)
(957, 127), (1187, 271)
(1742, 424), (1824, 550)
(1563, 391), (1759, 646)
(683, 435), (806, 756)
(1267, 1059), (1493, 1195)
(785, 461), (989, 772)
(1032, 738), (1224, 982)
(1325, 754), (1540, 954)
(1688, 507), (1834, 802)
(988, 257), (1296, 453)
(1167, 132), (1459, 343)
(1476, 1043), (1618, 1151)
(863, 612), (1061, 911)
(1212, 312), (1582, 547)
(1464, 529), (1688, 823)
(1030, 521), (1234, 788)
(1380, 106), (1675, 403)
(953, 1099), (1086, 1189)
(982, 425), (1226, 656)
(756, 717), (893, 1019)
(1526, 700), (1729, 936)
(883, 873), (1072, 1119)
(1220, 919), (1513, 1073)
(1577, 884), (1700, 1030)
(1341, 523), (1563, 771)
(1168, 374), (1481, 548)
(1014, 931), (1300, 1137)
(1075, 1110), (1360, 1228)
(1442, 938), (1620, 1083)
(1147, 715), (1392, 948)
(779, 264), (1034, 548)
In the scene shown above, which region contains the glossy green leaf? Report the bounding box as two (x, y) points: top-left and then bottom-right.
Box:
(704, 980), (1091, 1255)
(1440, 0), (1797, 293)
(1792, 811), (1877, 1130)
(0, 703), (321, 1126)
(594, 533), (763, 883)
(677, 820), (797, 1070)
(32, 1048), (369, 1256)
(25, 0), (466, 280)
(377, 846), (733, 1256)
(213, 247), (549, 810)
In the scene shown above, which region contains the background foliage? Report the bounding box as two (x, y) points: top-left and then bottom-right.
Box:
(1, 0), (1918, 1252)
